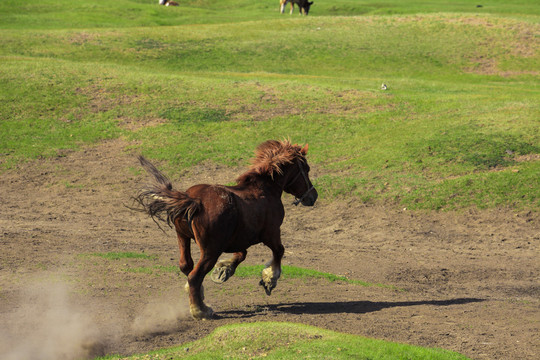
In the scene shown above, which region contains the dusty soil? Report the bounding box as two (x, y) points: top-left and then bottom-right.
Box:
(0, 139), (538, 360)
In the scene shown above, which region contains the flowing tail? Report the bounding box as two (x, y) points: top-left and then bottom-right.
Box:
(133, 156), (200, 228)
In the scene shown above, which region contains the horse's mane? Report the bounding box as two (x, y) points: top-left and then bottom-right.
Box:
(236, 140), (305, 184)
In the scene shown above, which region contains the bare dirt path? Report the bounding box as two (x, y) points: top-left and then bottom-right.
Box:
(1, 139), (538, 360)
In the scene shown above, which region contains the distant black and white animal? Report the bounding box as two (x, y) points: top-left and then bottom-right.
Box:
(159, 0), (179, 6)
(280, 0), (313, 15)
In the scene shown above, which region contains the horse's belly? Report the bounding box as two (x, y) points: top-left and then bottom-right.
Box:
(223, 234), (260, 253)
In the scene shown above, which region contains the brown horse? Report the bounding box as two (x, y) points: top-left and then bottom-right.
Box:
(133, 140), (318, 319)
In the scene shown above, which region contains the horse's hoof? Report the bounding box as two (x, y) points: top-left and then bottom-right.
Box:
(259, 279), (274, 296)
(211, 265), (232, 284)
(190, 304), (214, 320)
(260, 267), (277, 295)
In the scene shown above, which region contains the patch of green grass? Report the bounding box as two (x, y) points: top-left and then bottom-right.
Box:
(234, 265), (396, 289)
(123, 265), (181, 276)
(399, 161), (540, 210)
(123, 266), (154, 275)
(63, 181), (84, 189)
(82, 252), (158, 261)
(98, 322), (472, 360)
(154, 264), (181, 274)
(79, 252), (182, 276)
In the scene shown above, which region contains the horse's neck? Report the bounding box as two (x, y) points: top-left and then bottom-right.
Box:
(236, 172), (286, 200)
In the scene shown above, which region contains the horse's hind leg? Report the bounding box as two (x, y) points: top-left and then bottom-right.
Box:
(187, 250), (219, 320)
(211, 250), (247, 284)
(176, 230), (200, 297)
(260, 233), (284, 295)
(176, 231), (194, 277)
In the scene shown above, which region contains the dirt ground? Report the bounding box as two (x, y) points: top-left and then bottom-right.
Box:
(0, 139), (538, 360)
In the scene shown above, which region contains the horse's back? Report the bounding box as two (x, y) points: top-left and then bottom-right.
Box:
(186, 184), (236, 220)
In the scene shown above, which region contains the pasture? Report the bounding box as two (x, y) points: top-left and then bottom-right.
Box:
(0, 0), (538, 359)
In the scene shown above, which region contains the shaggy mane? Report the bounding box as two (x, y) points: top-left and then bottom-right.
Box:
(236, 140), (305, 184)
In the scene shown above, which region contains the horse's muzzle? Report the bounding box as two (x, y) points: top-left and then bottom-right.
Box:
(300, 189), (318, 206)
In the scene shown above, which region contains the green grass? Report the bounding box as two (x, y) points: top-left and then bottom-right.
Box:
(97, 322), (472, 360)
(82, 252), (158, 261)
(123, 265), (181, 275)
(81, 252), (181, 275)
(1, 0), (539, 30)
(235, 265), (396, 289)
(1, 1), (538, 211)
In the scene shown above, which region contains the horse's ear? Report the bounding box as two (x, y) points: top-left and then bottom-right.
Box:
(301, 143), (309, 155)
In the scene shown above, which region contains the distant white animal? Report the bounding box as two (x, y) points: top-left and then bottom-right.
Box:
(381, 83), (387, 90)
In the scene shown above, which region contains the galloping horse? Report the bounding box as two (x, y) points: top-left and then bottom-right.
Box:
(133, 140), (318, 319)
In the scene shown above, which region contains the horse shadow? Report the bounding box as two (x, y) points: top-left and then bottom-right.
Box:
(218, 298), (486, 319)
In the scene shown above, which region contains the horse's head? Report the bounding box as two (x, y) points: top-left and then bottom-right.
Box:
(303, 1), (314, 15)
(284, 144), (318, 206)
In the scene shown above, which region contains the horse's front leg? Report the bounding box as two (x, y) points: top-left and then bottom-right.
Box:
(211, 250), (247, 284)
(260, 232), (284, 295)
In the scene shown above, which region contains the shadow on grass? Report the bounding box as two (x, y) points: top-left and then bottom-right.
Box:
(218, 298), (486, 318)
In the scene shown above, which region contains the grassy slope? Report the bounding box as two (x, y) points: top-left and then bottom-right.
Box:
(98, 322), (472, 360)
(1, 0), (539, 212)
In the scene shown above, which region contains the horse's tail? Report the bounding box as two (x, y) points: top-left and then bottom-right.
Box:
(133, 156), (200, 228)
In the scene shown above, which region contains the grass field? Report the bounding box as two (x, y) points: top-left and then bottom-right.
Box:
(1, 1), (538, 211)
(1, 0), (539, 210)
(0, 2), (538, 357)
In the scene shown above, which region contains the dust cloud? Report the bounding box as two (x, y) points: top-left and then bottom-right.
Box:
(0, 280), (191, 359)
(131, 293), (190, 336)
(0, 282), (107, 360)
